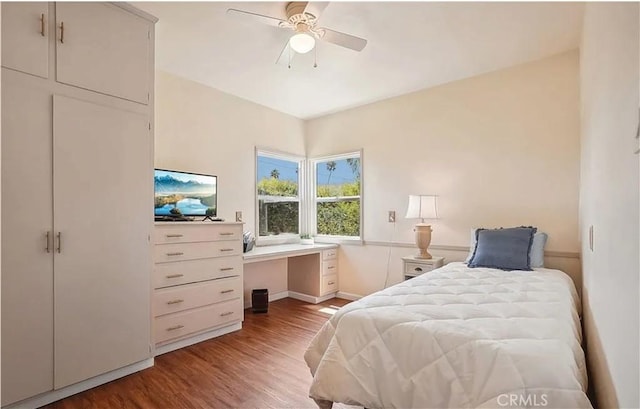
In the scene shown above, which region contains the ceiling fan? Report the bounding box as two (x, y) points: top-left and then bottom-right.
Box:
(227, 2), (367, 66)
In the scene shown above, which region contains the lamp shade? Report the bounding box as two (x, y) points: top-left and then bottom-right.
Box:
(405, 195), (438, 220)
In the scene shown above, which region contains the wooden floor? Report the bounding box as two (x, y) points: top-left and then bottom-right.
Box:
(45, 297), (352, 409)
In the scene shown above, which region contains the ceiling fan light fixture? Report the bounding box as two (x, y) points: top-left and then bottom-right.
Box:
(289, 32), (316, 54)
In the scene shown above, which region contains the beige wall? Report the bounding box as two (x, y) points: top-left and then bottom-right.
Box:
(155, 71), (306, 303)
(306, 51), (581, 295)
(579, 3), (639, 408)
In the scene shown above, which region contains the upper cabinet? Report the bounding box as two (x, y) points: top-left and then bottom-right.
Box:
(2, 2), (50, 78)
(55, 3), (151, 104)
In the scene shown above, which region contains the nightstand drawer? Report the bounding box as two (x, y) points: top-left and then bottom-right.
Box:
(404, 262), (435, 275)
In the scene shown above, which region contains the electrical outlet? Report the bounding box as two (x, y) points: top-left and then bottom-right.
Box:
(388, 211), (396, 223)
(235, 211), (243, 222)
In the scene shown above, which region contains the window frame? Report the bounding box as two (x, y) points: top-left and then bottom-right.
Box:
(255, 148), (306, 245)
(309, 150), (363, 243)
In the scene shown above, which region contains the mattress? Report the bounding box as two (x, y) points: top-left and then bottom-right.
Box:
(304, 262), (591, 408)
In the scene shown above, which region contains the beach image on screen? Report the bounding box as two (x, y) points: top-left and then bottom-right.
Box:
(154, 170), (217, 216)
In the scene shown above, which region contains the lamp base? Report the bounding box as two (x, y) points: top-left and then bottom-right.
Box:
(414, 224), (433, 260)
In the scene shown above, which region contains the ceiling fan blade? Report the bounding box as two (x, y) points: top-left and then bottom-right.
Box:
(303, 2), (330, 20)
(318, 28), (367, 52)
(275, 41), (295, 67)
(226, 8), (288, 28)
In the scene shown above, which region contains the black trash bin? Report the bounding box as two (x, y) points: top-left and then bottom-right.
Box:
(251, 289), (269, 313)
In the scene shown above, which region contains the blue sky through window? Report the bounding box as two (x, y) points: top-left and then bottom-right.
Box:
(257, 156), (299, 182)
(316, 159), (358, 185)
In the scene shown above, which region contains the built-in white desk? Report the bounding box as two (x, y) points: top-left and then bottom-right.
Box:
(242, 243), (339, 304)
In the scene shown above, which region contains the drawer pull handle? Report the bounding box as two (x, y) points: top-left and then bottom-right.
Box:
(327, 266), (335, 270)
(166, 273), (184, 279)
(167, 299), (184, 305)
(328, 281), (335, 285)
(167, 325), (184, 331)
(219, 232), (234, 236)
(220, 289), (234, 294)
(220, 311), (234, 317)
(166, 234), (184, 238)
(40, 13), (45, 37)
(220, 248), (234, 252)
(220, 267), (234, 272)
(166, 252), (184, 256)
(59, 21), (64, 44)
(414, 267), (423, 272)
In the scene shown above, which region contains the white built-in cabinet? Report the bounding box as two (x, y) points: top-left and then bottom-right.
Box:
(1, 2), (156, 407)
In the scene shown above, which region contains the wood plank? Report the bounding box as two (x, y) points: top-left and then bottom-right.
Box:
(44, 298), (352, 409)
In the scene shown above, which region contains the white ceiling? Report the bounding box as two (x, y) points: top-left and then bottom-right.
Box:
(134, 2), (584, 119)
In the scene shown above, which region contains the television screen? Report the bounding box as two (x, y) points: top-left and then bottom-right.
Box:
(154, 169), (217, 217)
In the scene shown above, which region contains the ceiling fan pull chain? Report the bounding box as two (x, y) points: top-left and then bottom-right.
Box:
(314, 44), (318, 68)
(288, 43), (292, 69)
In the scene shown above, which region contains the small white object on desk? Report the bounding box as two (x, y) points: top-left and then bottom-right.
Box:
(402, 256), (444, 280)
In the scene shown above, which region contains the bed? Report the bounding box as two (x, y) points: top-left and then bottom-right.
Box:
(304, 262), (591, 408)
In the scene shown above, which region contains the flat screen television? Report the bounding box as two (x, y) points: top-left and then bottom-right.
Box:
(154, 169), (217, 217)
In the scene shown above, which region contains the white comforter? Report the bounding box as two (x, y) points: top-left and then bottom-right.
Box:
(305, 262), (591, 409)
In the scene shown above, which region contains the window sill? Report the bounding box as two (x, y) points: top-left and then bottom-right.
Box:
(313, 235), (363, 245)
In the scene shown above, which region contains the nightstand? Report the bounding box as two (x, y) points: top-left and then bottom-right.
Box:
(402, 256), (444, 280)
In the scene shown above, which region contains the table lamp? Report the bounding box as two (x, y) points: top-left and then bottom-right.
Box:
(405, 195), (438, 259)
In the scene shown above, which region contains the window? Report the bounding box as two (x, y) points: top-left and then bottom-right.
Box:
(256, 150), (303, 238)
(313, 152), (362, 239)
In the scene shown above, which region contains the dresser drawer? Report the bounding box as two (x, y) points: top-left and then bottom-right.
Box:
(322, 259), (338, 276)
(155, 298), (242, 345)
(154, 241), (242, 263)
(155, 224), (242, 244)
(154, 276), (241, 317)
(153, 256), (242, 289)
(320, 274), (338, 296)
(404, 262), (435, 275)
(322, 248), (337, 260)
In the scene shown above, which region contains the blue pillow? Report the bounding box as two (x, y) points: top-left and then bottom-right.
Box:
(466, 229), (548, 268)
(468, 227), (537, 271)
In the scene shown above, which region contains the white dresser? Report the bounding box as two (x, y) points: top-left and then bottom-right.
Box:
(153, 222), (244, 355)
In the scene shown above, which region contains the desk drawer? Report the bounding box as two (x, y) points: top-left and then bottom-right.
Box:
(153, 256), (242, 289)
(155, 298), (242, 345)
(321, 274), (338, 295)
(322, 259), (338, 276)
(155, 241), (242, 263)
(154, 276), (241, 317)
(155, 224), (242, 244)
(322, 248), (337, 260)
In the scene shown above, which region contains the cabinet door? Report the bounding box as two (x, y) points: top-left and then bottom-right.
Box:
(1, 2), (49, 78)
(1, 72), (54, 405)
(55, 3), (150, 104)
(53, 95), (152, 389)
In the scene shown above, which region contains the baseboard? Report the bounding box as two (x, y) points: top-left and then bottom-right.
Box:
(288, 291), (336, 304)
(5, 358), (154, 409)
(336, 291), (363, 301)
(154, 322), (242, 356)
